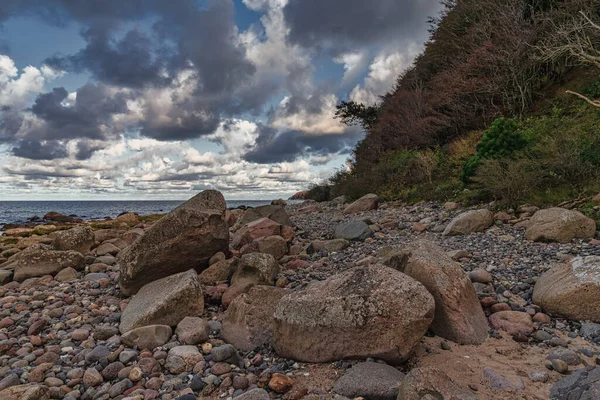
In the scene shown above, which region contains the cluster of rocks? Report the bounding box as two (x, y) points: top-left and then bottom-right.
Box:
(0, 191), (600, 399)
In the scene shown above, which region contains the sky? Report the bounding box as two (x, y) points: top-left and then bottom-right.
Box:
(0, 0), (441, 200)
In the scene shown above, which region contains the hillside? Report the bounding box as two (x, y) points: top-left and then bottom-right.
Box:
(313, 0), (600, 211)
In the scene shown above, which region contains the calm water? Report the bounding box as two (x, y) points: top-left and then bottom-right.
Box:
(0, 200), (281, 225)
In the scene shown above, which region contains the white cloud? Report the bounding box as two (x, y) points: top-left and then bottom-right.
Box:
(0, 55), (63, 107)
(350, 44), (422, 105)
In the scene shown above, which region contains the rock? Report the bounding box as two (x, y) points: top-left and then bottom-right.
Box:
(95, 242), (121, 256)
(166, 346), (203, 374)
(269, 373), (294, 393)
(0, 384), (50, 400)
(272, 199), (287, 206)
(51, 226), (95, 254)
(119, 269), (204, 333)
(399, 367), (476, 400)
(44, 211), (77, 223)
(1, 245), (85, 281)
(209, 252), (226, 265)
(122, 228), (144, 245)
(118, 190), (229, 295)
(175, 317), (209, 345)
(343, 194), (379, 214)
(211, 344), (242, 364)
(488, 311), (533, 336)
(448, 249), (469, 261)
(222, 282), (254, 309)
(254, 235), (288, 260)
(83, 368), (103, 386)
(309, 239), (350, 253)
(525, 207), (596, 243)
(55, 267), (78, 282)
(121, 325), (173, 349)
(468, 269), (493, 284)
(222, 286), (286, 351)
(93, 325), (120, 341)
(483, 367), (525, 391)
(552, 359), (569, 374)
(533, 256), (600, 322)
(116, 212), (139, 224)
(442, 209), (494, 235)
(580, 322), (600, 338)
(382, 240), (488, 345)
(234, 388), (270, 400)
(547, 348), (583, 366)
(234, 205), (293, 230)
(334, 220), (372, 241)
(233, 218), (291, 249)
(333, 362), (405, 400)
(199, 259), (237, 285)
(272, 264), (435, 363)
(550, 366), (600, 399)
(0, 270), (12, 284)
(230, 253), (280, 286)
(529, 370), (549, 383)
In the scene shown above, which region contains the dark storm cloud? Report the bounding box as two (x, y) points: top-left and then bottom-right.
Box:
(28, 84), (129, 141)
(75, 140), (105, 160)
(12, 140), (67, 160)
(2, 0), (257, 143)
(243, 124), (362, 164)
(283, 0), (441, 53)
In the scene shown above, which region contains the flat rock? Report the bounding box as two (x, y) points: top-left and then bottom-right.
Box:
(488, 311), (533, 336)
(121, 325), (173, 349)
(550, 366), (600, 400)
(334, 220), (372, 241)
(234, 205), (293, 230)
(1, 245), (85, 281)
(118, 190), (229, 295)
(119, 269), (204, 333)
(272, 264), (435, 363)
(533, 256), (600, 322)
(333, 362), (405, 400)
(50, 226), (95, 254)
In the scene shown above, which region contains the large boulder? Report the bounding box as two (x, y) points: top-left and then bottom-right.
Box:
(272, 265), (435, 364)
(0, 245), (85, 282)
(533, 256), (600, 322)
(343, 193), (379, 214)
(383, 241), (488, 344)
(50, 226), (95, 254)
(44, 211), (78, 223)
(119, 269), (204, 333)
(230, 253), (280, 286)
(121, 325), (173, 349)
(252, 235), (288, 260)
(398, 367), (477, 400)
(525, 208), (596, 243)
(443, 209), (493, 236)
(334, 220), (372, 241)
(222, 286), (287, 351)
(118, 190), (229, 295)
(234, 205), (293, 231)
(333, 362), (405, 400)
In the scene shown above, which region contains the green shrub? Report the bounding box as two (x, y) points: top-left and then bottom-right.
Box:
(461, 118), (529, 182)
(306, 184), (331, 202)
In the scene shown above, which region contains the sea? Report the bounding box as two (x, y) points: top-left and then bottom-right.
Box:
(0, 200), (285, 226)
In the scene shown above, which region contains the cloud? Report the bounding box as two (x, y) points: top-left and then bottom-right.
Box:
(243, 124), (361, 164)
(12, 140), (68, 160)
(283, 0), (441, 54)
(350, 46), (422, 105)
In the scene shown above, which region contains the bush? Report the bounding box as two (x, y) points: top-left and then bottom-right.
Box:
(472, 158), (544, 207)
(306, 184), (331, 202)
(461, 117), (529, 182)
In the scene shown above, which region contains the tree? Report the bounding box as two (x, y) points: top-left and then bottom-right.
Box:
(334, 101), (380, 131)
(537, 11), (600, 107)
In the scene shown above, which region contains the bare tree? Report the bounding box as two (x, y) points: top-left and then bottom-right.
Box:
(538, 11), (600, 107)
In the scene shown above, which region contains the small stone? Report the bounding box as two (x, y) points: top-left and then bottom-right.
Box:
(440, 341), (451, 350)
(529, 370), (549, 383)
(468, 269), (493, 284)
(210, 362), (231, 375)
(83, 368), (103, 386)
(175, 317), (209, 345)
(551, 359), (568, 374)
(268, 373), (294, 394)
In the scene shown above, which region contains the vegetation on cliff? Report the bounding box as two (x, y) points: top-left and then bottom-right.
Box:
(309, 0), (600, 208)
